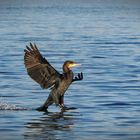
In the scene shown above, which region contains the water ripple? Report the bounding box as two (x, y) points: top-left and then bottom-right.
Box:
(0, 0), (140, 140)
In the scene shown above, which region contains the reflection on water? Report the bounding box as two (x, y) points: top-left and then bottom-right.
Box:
(24, 111), (75, 140)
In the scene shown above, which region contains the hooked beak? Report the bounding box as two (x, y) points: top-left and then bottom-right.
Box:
(68, 63), (81, 68)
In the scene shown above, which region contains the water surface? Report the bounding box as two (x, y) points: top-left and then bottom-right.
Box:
(0, 0), (140, 140)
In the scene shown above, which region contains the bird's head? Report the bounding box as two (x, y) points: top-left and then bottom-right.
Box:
(63, 60), (81, 72)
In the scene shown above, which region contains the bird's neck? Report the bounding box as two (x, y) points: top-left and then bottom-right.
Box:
(63, 65), (70, 73)
(63, 68), (73, 80)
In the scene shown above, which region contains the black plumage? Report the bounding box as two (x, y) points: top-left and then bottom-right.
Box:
(24, 43), (83, 111)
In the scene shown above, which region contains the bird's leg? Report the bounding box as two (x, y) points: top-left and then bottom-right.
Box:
(36, 94), (53, 112)
(72, 72), (83, 82)
(59, 95), (64, 105)
(58, 95), (69, 111)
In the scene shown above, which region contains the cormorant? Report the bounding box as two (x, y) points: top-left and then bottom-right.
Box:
(24, 43), (83, 112)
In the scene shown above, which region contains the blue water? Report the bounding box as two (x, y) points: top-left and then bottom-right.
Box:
(0, 0), (140, 140)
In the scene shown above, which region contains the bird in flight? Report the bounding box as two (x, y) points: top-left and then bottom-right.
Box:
(24, 43), (83, 112)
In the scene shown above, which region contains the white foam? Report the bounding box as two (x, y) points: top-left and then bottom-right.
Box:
(0, 102), (26, 110)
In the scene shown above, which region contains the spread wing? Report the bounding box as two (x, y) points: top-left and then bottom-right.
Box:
(24, 43), (62, 89)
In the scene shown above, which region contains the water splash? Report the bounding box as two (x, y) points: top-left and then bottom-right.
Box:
(0, 102), (27, 111)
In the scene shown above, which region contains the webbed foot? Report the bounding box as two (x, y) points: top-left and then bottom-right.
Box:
(36, 106), (48, 112)
(60, 105), (77, 112)
(59, 104), (69, 112)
